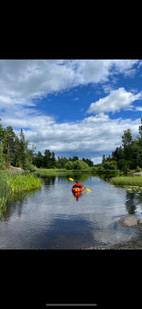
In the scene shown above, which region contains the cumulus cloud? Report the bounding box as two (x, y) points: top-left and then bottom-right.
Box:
(87, 87), (141, 114)
(135, 106), (142, 111)
(2, 105), (139, 159)
(0, 60), (140, 104)
(0, 59), (141, 163)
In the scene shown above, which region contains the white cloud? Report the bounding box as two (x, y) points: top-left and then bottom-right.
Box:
(87, 87), (141, 114)
(0, 59), (141, 161)
(2, 104), (140, 159)
(0, 60), (140, 105)
(91, 156), (103, 164)
(135, 106), (142, 111)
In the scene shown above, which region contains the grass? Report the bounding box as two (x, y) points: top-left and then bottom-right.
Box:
(110, 175), (142, 187)
(0, 171), (42, 212)
(34, 168), (91, 177)
(7, 174), (42, 192)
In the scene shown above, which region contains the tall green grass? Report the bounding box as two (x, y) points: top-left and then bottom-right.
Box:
(0, 171), (42, 212)
(110, 175), (142, 186)
(34, 168), (91, 177)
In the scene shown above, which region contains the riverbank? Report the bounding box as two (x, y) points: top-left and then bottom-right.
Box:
(110, 175), (142, 187)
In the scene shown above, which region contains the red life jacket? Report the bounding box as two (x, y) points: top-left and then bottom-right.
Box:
(73, 183), (83, 188)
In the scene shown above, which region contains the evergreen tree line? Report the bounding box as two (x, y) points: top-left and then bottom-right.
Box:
(0, 120), (94, 170)
(0, 120), (33, 170)
(101, 118), (142, 172)
(32, 151), (93, 169)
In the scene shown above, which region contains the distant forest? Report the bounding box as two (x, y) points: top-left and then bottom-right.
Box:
(100, 118), (142, 172)
(0, 120), (93, 170)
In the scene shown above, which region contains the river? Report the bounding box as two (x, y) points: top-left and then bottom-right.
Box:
(1, 173), (142, 249)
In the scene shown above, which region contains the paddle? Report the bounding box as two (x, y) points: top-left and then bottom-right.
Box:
(69, 178), (91, 192)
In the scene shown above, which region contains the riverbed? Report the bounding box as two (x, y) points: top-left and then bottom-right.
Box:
(1, 174), (142, 249)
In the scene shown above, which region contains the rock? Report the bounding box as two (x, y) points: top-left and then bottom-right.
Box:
(8, 166), (25, 174)
(123, 216), (142, 226)
(124, 216), (139, 226)
(118, 215), (142, 227)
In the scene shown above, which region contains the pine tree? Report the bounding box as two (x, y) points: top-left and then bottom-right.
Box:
(18, 129), (28, 168)
(139, 118), (142, 142)
(3, 126), (17, 167)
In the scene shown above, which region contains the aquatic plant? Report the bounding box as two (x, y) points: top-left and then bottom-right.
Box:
(0, 171), (42, 211)
(110, 175), (142, 187)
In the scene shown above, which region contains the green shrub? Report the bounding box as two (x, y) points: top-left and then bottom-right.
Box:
(65, 161), (74, 170)
(73, 160), (90, 170)
(135, 166), (141, 172)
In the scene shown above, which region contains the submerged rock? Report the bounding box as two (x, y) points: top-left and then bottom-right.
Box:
(123, 216), (142, 226)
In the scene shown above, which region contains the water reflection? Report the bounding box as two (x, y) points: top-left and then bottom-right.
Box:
(1, 173), (142, 248)
(65, 172), (91, 183)
(0, 188), (41, 221)
(125, 192), (136, 214)
(42, 176), (56, 186)
(98, 170), (120, 180)
(72, 191), (83, 201)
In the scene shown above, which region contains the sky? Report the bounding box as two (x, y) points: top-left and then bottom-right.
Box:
(0, 59), (142, 164)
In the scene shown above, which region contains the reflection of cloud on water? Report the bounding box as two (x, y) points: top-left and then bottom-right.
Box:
(1, 175), (142, 249)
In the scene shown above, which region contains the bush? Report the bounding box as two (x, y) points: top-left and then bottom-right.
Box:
(135, 166), (141, 172)
(65, 161), (74, 170)
(102, 160), (118, 170)
(25, 162), (38, 172)
(73, 160), (89, 170)
(65, 159), (90, 170)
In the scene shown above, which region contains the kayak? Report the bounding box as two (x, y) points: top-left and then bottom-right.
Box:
(72, 186), (85, 193)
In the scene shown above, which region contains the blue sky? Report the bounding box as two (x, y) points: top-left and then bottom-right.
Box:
(0, 59), (142, 164)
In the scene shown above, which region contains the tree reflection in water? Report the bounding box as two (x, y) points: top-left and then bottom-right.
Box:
(125, 191), (136, 214)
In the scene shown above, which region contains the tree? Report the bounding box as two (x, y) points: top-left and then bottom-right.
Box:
(139, 118), (142, 142)
(65, 160), (74, 170)
(122, 129), (132, 147)
(102, 160), (118, 170)
(112, 146), (124, 161)
(73, 160), (89, 170)
(56, 156), (68, 168)
(0, 120), (6, 168)
(43, 149), (52, 168)
(33, 151), (44, 168)
(3, 126), (17, 167)
(122, 129), (133, 160)
(102, 155), (106, 164)
(82, 158), (94, 167)
(51, 152), (56, 168)
(17, 129), (28, 168)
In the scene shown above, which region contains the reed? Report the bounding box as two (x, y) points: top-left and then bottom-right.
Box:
(0, 171), (42, 211)
(110, 175), (142, 186)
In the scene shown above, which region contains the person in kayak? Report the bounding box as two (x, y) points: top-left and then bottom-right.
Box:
(72, 180), (83, 188)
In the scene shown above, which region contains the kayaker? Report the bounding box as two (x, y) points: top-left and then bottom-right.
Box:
(72, 180), (83, 188)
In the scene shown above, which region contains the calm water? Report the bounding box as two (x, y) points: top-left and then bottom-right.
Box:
(1, 173), (142, 249)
